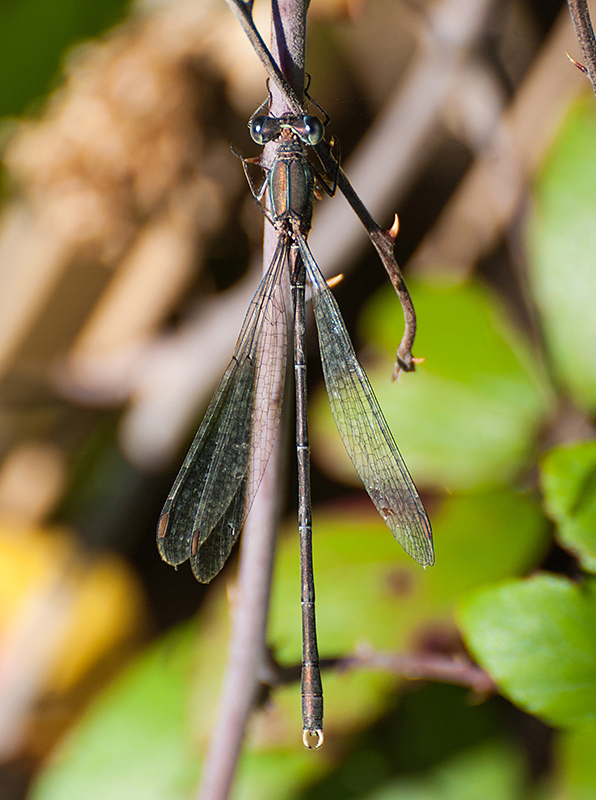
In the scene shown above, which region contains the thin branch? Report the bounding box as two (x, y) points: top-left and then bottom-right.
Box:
(196, 3), (307, 798)
(269, 647), (496, 696)
(567, 0), (596, 95)
(224, 0), (420, 373)
(338, 649), (497, 696)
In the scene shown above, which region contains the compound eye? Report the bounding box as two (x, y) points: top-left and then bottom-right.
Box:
(249, 115), (278, 145)
(301, 115), (324, 145)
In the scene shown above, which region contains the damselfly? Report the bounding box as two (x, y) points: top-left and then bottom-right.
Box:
(157, 99), (434, 748)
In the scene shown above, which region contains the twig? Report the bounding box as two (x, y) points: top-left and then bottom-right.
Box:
(567, 0), (596, 95)
(268, 647), (496, 695)
(196, 2), (307, 798)
(224, 0), (420, 373)
(338, 648), (497, 695)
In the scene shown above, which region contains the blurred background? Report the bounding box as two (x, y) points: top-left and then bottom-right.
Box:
(1, 0), (596, 798)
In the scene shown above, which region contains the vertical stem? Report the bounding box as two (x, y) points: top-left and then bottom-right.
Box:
(269, 0), (307, 111)
(196, 3), (309, 798)
(195, 440), (283, 800)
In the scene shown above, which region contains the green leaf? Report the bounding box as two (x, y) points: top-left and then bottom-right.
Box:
(422, 488), (550, 607)
(527, 95), (596, 413)
(459, 574), (596, 728)
(311, 277), (552, 492)
(541, 441), (596, 573)
(363, 740), (527, 800)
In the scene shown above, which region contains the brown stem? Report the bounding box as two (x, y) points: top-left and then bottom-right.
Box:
(195, 443), (283, 800)
(567, 0), (596, 96)
(196, 4), (308, 798)
(271, 648), (496, 696)
(340, 649), (497, 695)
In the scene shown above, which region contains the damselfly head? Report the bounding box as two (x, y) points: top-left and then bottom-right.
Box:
(249, 113), (325, 147)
